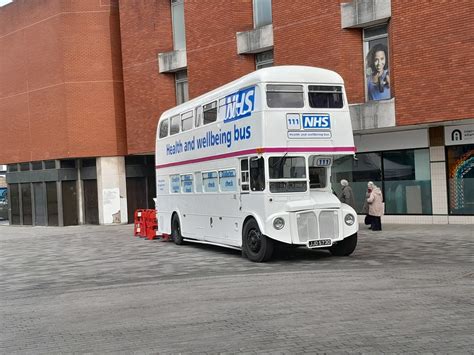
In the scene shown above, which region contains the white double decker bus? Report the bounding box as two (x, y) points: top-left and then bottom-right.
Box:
(155, 66), (358, 262)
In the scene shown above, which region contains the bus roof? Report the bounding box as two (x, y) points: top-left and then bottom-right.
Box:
(159, 66), (344, 119)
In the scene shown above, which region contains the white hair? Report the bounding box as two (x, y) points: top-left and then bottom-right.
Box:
(340, 179), (349, 186)
(368, 181), (375, 188)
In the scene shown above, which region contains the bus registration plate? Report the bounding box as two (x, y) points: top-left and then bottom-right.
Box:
(308, 239), (332, 248)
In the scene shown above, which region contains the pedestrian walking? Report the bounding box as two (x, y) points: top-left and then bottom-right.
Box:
(338, 179), (356, 209)
(366, 181), (384, 231)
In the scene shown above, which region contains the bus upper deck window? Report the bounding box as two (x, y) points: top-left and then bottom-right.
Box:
(170, 115), (180, 135)
(195, 106), (202, 127)
(181, 111), (193, 131)
(203, 101), (217, 125)
(266, 84), (304, 108)
(159, 118), (169, 138)
(308, 85), (343, 108)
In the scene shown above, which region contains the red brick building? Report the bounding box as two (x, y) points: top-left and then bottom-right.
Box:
(1, 0), (473, 225)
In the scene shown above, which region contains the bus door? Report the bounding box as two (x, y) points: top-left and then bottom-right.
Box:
(239, 156), (265, 216)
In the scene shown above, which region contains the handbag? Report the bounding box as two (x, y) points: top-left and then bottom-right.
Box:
(364, 215), (371, 225)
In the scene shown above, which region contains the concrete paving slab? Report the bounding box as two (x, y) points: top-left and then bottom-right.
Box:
(0, 223), (472, 353)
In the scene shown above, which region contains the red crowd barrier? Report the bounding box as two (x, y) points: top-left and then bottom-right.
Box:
(134, 209), (158, 240)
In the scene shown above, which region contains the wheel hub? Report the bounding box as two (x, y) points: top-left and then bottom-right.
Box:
(247, 229), (261, 253)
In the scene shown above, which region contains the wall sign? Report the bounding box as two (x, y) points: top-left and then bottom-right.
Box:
(445, 124), (474, 146)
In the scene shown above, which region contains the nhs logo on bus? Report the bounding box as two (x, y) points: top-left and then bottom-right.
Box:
(302, 114), (331, 129)
(223, 87), (255, 123)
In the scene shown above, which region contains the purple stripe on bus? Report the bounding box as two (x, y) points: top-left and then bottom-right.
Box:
(155, 146), (356, 170)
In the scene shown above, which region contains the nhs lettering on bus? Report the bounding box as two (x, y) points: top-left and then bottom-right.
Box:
(224, 87), (255, 123)
(302, 114), (331, 129)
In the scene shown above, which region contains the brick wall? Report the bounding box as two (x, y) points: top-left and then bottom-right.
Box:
(0, 0), (126, 164)
(185, 0), (255, 98)
(2, 0), (473, 162)
(273, 0), (365, 104)
(391, 1), (474, 126)
(118, 0), (175, 155)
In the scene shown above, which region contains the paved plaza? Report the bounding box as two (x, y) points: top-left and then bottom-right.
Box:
(0, 222), (473, 354)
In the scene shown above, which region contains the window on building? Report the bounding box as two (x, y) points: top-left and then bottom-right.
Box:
(203, 101), (217, 125)
(382, 149), (432, 215)
(19, 163), (30, 171)
(266, 84), (304, 108)
(332, 149), (432, 215)
(31, 161), (43, 170)
(60, 159), (76, 169)
(175, 70), (189, 105)
(332, 153), (382, 213)
(253, 0), (272, 28)
(44, 160), (56, 169)
(171, 0), (186, 50)
(364, 24), (391, 101)
(7, 164), (18, 172)
(256, 50), (274, 70)
(447, 144), (474, 215)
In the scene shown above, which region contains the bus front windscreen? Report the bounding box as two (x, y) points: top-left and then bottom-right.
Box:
(269, 156), (307, 193)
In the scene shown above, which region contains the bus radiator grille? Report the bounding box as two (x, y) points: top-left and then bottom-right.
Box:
(318, 211), (339, 240)
(297, 212), (318, 243)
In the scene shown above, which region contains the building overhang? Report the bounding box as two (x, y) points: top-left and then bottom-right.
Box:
(341, 0), (391, 29)
(236, 24), (274, 54)
(350, 98), (396, 132)
(158, 49), (187, 73)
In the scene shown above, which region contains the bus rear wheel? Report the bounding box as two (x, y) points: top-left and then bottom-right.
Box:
(329, 233), (357, 256)
(243, 219), (273, 262)
(171, 214), (184, 245)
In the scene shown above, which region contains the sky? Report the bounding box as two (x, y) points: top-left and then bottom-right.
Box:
(0, 0), (12, 7)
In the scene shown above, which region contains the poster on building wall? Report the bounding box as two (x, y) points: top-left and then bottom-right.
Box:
(364, 22), (391, 102)
(444, 124), (474, 146)
(365, 40), (391, 101)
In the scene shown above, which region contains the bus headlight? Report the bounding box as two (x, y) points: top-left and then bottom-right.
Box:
(344, 213), (355, 226)
(273, 217), (285, 230)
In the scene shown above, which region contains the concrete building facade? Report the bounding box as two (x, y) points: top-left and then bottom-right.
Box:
(1, 0), (473, 225)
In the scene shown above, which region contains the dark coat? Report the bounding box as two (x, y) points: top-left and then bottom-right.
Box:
(339, 185), (356, 209)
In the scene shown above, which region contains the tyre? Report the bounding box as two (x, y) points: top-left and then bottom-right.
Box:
(171, 214), (184, 245)
(329, 233), (357, 256)
(242, 218), (273, 262)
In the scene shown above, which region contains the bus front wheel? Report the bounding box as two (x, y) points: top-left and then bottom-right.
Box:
(329, 233), (357, 256)
(242, 219), (273, 262)
(171, 214), (184, 245)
